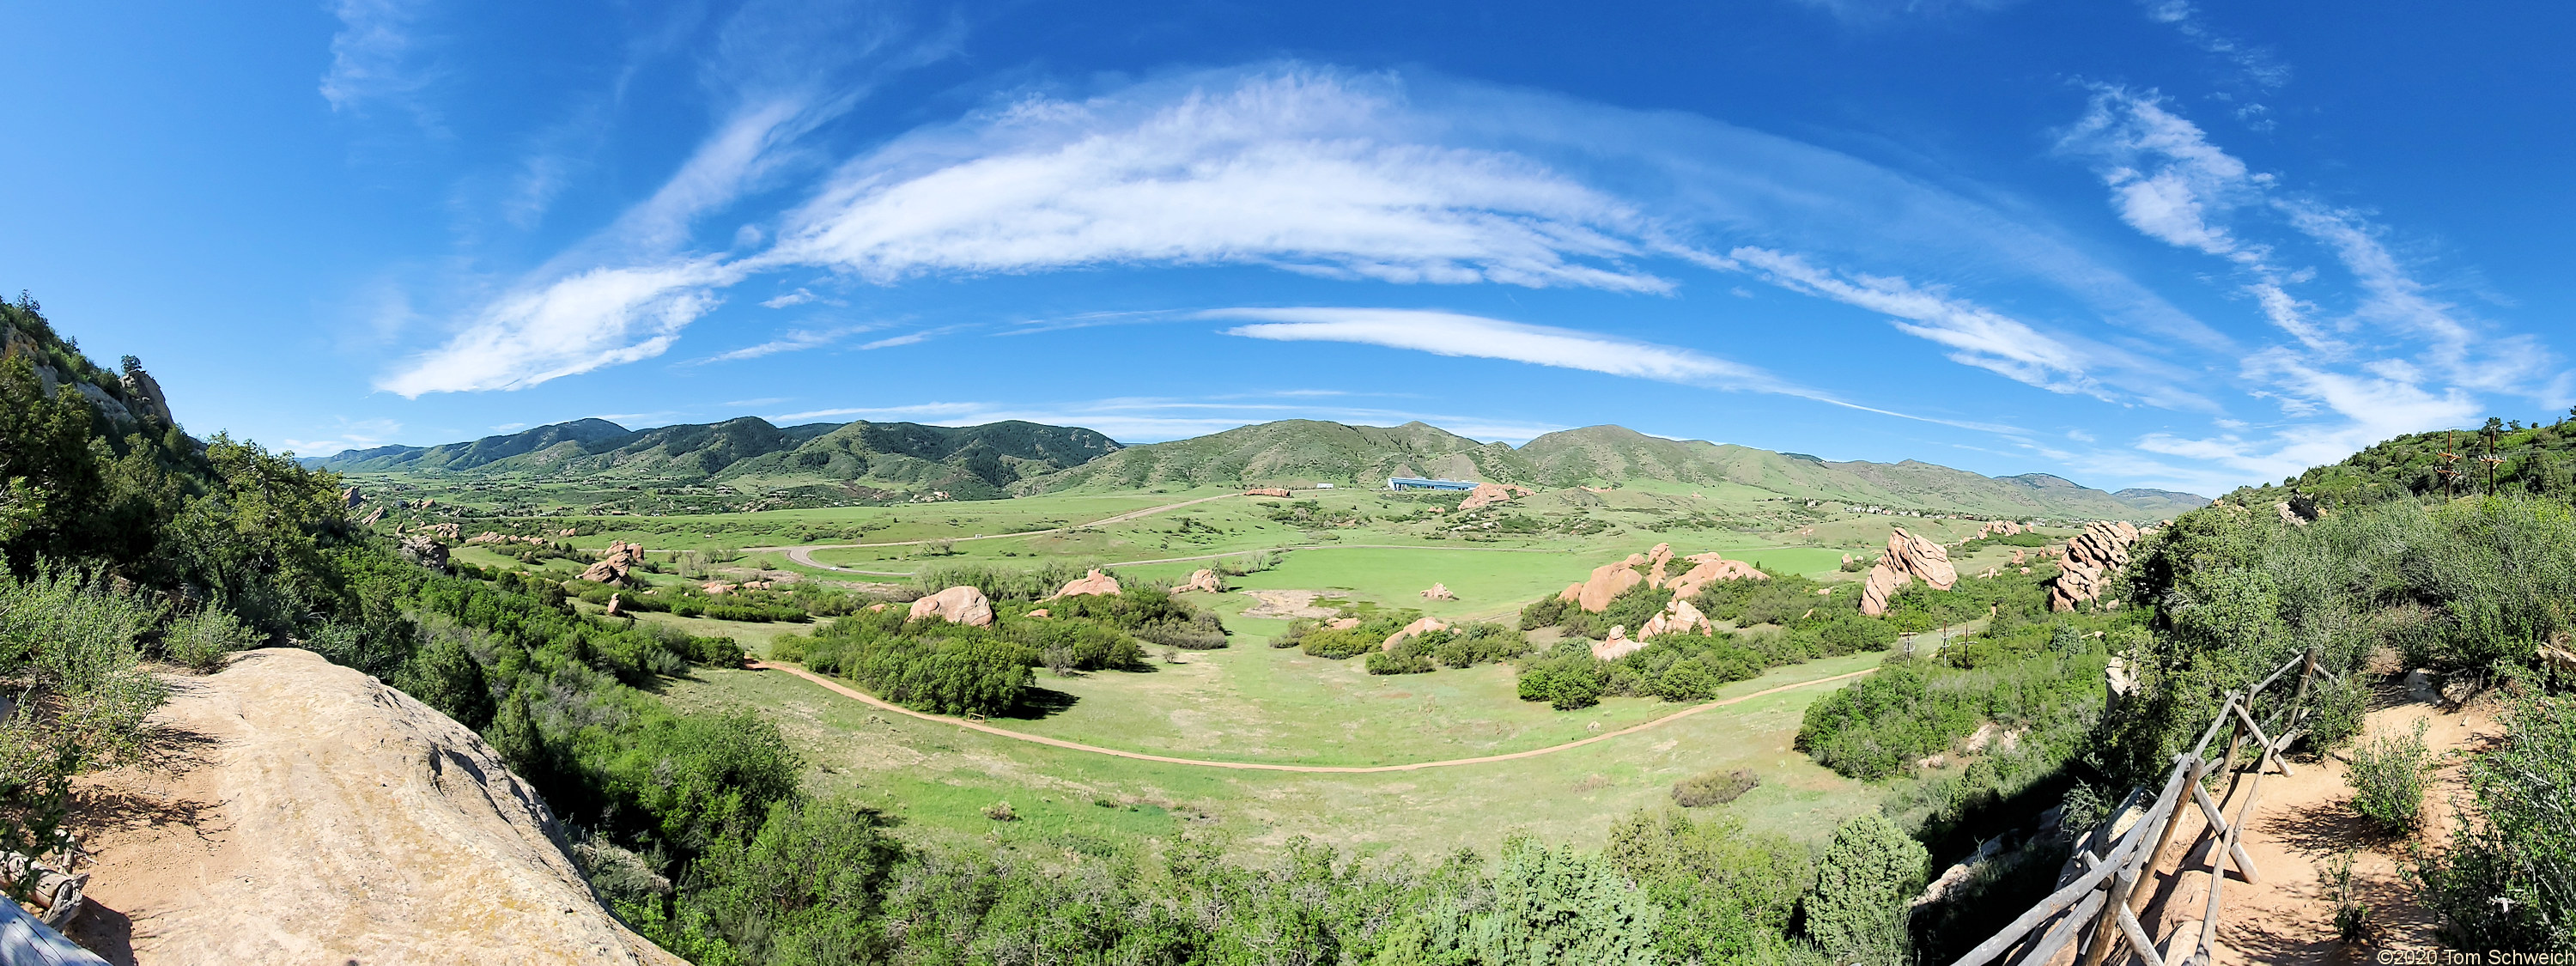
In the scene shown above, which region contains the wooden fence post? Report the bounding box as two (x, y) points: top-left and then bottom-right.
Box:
(2130, 754), (2202, 917)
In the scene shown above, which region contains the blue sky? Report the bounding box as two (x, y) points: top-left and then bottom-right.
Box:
(6, 1), (2571, 495)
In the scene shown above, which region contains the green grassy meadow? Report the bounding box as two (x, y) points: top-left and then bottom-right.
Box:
(375, 475), (2076, 860)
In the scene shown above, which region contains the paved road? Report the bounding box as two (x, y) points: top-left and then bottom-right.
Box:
(748, 659), (1876, 774)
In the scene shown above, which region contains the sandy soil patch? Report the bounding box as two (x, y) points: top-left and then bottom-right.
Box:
(1240, 589), (1341, 619)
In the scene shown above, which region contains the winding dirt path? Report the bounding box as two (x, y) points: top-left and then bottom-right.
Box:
(745, 660), (1876, 773)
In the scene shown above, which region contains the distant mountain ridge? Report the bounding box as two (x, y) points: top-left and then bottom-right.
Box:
(314, 416), (2202, 519)
(306, 417), (1120, 500)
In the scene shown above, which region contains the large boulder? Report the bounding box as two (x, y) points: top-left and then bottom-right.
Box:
(1419, 582), (1457, 601)
(118, 363), (174, 424)
(1590, 624), (1644, 661)
(1048, 568), (1121, 599)
(1637, 598), (1714, 639)
(69, 649), (680, 964)
(1382, 617), (1450, 651)
(579, 541), (648, 584)
(1176, 568), (1226, 593)
(397, 534), (449, 574)
(908, 586), (995, 626)
(1568, 560), (1645, 613)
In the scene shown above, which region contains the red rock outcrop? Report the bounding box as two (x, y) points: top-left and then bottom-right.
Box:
(1027, 608), (1051, 618)
(1860, 562), (1910, 617)
(2045, 520), (2143, 611)
(908, 586), (995, 626)
(358, 507), (386, 526)
(578, 541), (647, 584)
(1048, 568), (1122, 598)
(1456, 483), (1535, 511)
(1327, 617), (1362, 630)
(1419, 582), (1457, 600)
(1176, 568), (1226, 593)
(604, 593), (624, 617)
(1883, 527), (1956, 590)
(1637, 598), (1714, 638)
(1382, 617), (1450, 651)
(1243, 488), (1295, 498)
(1565, 559), (1646, 612)
(1665, 552), (1767, 599)
(1974, 519), (2026, 539)
(1590, 625), (1644, 661)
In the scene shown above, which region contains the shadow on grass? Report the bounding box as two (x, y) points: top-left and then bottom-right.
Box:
(1001, 686), (1082, 720)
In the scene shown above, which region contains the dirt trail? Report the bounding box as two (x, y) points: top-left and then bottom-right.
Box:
(750, 494), (1240, 571)
(2127, 691), (2498, 963)
(746, 660), (1876, 774)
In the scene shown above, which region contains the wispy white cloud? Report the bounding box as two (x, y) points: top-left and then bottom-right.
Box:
(755, 70), (1682, 293)
(1207, 306), (2026, 434)
(319, 0), (439, 124)
(859, 331), (933, 349)
(2141, 1), (2292, 96)
(380, 260), (740, 395)
(1730, 248), (2105, 398)
(1212, 307), (1773, 386)
(688, 324), (877, 364)
(283, 416), (405, 457)
(761, 288), (817, 308)
(2059, 88), (2567, 484)
(391, 62), (2218, 403)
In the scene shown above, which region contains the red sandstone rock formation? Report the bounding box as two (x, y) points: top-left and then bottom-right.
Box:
(1590, 624), (1644, 661)
(908, 586), (995, 626)
(2045, 520), (2143, 611)
(1176, 568), (1226, 593)
(1860, 563), (1910, 617)
(1637, 598), (1713, 639)
(1456, 482), (1535, 511)
(1243, 488), (1295, 498)
(1048, 568), (1122, 598)
(1382, 617), (1450, 651)
(578, 541), (647, 584)
(1419, 582), (1457, 600)
(1884, 527), (1957, 590)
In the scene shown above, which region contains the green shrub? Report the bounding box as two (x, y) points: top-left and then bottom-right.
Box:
(2415, 690), (2576, 950)
(161, 605), (258, 672)
(1805, 814), (1927, 966)
(1670, 769), (1759, 807)
(1301, 626), (1382, 659)
(392, 638), (495, 729)
(2344, 718), (2434, 833)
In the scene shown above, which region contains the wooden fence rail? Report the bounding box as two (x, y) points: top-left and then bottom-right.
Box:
(1947, 647), (2322, 966)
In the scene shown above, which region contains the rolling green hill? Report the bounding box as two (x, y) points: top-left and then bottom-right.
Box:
(1024, 420), (1531, 492)
(1026, 422), (2202, 520)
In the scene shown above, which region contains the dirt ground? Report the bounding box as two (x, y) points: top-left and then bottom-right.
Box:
(2127, 682), (2500, 964)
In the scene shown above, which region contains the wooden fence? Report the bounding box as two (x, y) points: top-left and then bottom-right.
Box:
(1946, 647), (2323, 966)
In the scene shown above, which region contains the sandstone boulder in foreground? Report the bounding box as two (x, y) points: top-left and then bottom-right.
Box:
(71, 648), (678, 965)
